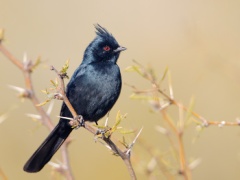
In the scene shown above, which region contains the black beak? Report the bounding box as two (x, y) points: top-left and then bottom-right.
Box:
(114, 46), (127, 53)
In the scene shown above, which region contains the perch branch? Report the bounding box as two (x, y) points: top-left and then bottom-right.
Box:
(51, 65), (137, 180)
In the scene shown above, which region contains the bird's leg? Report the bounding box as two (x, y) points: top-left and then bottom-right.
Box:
(77, 115), (85, 127)
(69, 115), (84, 129)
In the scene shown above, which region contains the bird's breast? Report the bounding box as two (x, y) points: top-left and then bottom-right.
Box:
(66, 63), (121, 122)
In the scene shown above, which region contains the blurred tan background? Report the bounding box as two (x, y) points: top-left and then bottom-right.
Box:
(1, 0), (240, 179)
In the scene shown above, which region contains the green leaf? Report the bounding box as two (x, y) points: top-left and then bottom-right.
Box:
(125, 65), (143, 76)
(31, 56), (41, 71)
(111, 111), (122, 132)
(185, 96), (195, 125)
(159, 66), (169, 84)
(119, 136), (129, 148)
(60, 59), (70, 79)
(41, 89), (49, 94)
(119, 129), (135, 134)
(36, 99), (51, 106)
(50, 78), (58, 88)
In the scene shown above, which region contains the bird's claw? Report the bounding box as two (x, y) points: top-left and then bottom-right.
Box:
(72, 115), (84, 129)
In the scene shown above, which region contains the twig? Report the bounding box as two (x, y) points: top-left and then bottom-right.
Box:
(161, 110), (190, 179)
(177, 131), (191, 180)
(0, 44), (54, 130)
(0, 43), (23, 70)
(50, 66), (77, 118)
(137, 138), (175, 179)
(60, 143), (74, 180)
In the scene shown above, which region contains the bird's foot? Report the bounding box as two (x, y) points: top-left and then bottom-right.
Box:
(76, 115), (85, 128)
(69, 115), (84, 129)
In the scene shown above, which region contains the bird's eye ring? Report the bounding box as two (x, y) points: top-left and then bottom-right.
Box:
(103, 45), (111, 51)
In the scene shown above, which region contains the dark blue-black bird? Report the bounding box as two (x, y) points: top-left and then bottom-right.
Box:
(23, 24), (126, 173)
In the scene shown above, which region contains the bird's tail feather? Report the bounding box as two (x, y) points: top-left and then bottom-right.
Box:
(23, 120), (73, 173)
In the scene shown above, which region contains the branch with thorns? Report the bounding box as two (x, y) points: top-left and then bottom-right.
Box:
(50, 64), (140, 180)
(0, 31), (74, 179)
(0, 29), (140, 180)
(125, 60), (240, 179)
(126, 60), (240, 127)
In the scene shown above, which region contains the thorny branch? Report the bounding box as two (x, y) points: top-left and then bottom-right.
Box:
(51, 65), (138, 180)
(129, 60), (240, 127)
(126, 60), (240, 179)
(1, 32), (139, 179)
(0, 38), (74, 179)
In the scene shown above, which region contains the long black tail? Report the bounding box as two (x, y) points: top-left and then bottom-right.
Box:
(23, 119), (73, 172)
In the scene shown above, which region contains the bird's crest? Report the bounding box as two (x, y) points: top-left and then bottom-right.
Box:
(94, 24), (118, 46)
(95, 24), (112, 38)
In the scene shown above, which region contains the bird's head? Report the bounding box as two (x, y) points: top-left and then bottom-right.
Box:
(83, 24), (126, 64)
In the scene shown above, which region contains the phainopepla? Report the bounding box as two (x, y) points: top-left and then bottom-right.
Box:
(23, 24), (126, 173)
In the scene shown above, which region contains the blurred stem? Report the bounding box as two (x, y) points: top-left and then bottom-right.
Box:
(0, 43), (54, 130)
(0, 167), (7, 180)
(161, 110), (178, 134)
(138, 138), (175, 179)
(61, 143), (74, 180)
(177, 132), (191, 180)
(50, 66), (78, 119)
(0, 43), (23, 69)
(161, 110), (191, 179)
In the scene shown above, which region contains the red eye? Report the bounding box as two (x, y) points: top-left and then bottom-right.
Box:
(103, 45), (111, 51)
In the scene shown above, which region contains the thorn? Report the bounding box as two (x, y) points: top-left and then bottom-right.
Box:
(48, 161), (61, 169)
(0, 106), (17, 124)
(168, 70), (174, 99)
(158, 101), (171, 111)
(8, 85), (25, 93)
(23, 52), (27, 64)
(188, 158), (202, 170)
(0, 113), (8, 124)
(9, 85), (31, 98)
(57, 116), (73, 121)
(47, 101), (54, 115)
(236, 118), (240, 125)
(0, 28), (4, 42)
(155, 125), (168, 135)
(96, 140), (112, 150)
(147, 157), (157, 172)
(195, 125), (202, 131)
(22, 52), (33, 71)
(26, 113), (41, 120)
(104, 112), (110, 127)
(126, 127), (143, 155)
(218, 121), (225, 128)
